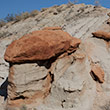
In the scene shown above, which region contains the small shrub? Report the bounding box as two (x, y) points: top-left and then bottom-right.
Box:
(20, 12), (30, 20)
(73, 0), (78, 4)
(67, 1), (74, 7)
(14, 12), (31, 22)
(56, 7), (62, 13)
(14, 13), (22, 22)
(0, 31), (9, 38)
(94, 0), (101, 7)
(0, 19), (6, 27)
(5, 14), (15, 22)
(1, 9), (40, 24)
(30, 10), (39, 17)
(41, 8), (48, 12)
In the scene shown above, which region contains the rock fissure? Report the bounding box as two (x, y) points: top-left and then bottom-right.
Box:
(49, 72), (54, 84)
(90, 71), (101, 83)
(11, 95), (28, 100)
(21, 74), (48, 86)
(63, 89), (81, 93)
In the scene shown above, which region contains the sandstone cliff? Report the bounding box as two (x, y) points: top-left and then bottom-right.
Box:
(0, 3), (110, 110)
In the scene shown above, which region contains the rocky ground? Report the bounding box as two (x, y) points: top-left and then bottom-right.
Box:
(0, 3), (110, 110)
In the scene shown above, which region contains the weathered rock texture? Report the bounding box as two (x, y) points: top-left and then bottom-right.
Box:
(91, 64), (105, 83)
(4, 28), (81, 108)
(0, 3), (110, 110)
(4, 28), (80, 63)
(42, 27), (62, 30)
(8, 63), (52, 107)
(92, 31), (110, 40)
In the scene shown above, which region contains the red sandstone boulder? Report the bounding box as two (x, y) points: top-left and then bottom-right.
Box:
(92, 31), (110, 40)
(4, 27), (81, 63)
(91, 64), (104, 83)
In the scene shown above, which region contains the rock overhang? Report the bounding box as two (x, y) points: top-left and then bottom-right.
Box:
(4, 27), (81, 64)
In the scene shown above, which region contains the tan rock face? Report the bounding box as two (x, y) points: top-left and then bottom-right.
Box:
(91, 64), (104, 83)
(7, 63), (52, 107)
(92, 31), (110, 40)
(4, 28), (81, 63)
(42, 27), (62, 30)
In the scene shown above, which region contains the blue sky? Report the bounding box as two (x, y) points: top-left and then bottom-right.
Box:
(0, 0), (110, 19)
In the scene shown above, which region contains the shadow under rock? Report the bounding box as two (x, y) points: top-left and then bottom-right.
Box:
(0, 77), (8, 100)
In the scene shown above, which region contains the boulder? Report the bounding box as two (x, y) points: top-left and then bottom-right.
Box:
(92, 31), (110, 40)
(4, 28), (81, 63)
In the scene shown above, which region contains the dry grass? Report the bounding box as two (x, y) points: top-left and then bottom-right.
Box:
(0, 9), (39, 27)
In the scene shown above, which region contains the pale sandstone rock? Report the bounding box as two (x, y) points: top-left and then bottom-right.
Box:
(42, 27), (62, 30)
(7, 63), (51, 107)
(82, 37), (110, 110)
(35, 53), (96, 110)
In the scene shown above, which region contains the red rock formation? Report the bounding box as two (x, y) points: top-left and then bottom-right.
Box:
(4, 28), (81, 63)
(91, 64), (104, 83)
(92, 31), (110, 40)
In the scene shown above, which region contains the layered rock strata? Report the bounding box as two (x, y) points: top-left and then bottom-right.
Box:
(4, 27), (81, 109)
